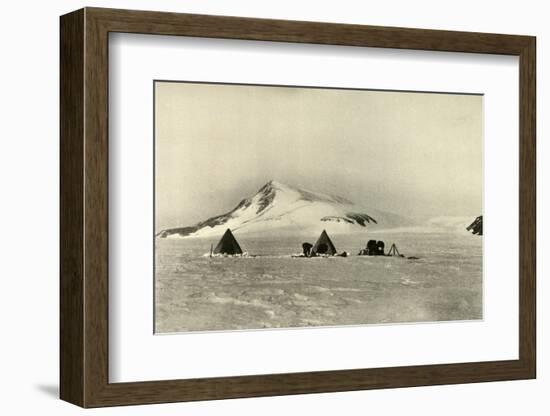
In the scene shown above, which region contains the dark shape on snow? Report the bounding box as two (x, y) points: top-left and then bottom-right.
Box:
(367, 240), (378, 255)
(213, 229), (243, 255)
(312, 230), (337, 255)
(376, 241), (385, 255)
(359, 240), (386, 256)
(367, 240), (378, 254)
(387, 243), (404, 257)
(302, 242), (313, 257)
(467, 215), (483, 236)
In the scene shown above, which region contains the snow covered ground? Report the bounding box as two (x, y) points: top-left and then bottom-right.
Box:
(155, 230), (482, 333)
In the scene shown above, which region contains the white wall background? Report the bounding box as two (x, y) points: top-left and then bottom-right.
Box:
(0, 0), (545, 414)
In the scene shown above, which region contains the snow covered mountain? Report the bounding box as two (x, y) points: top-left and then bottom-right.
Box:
(157, 180), (413, 239)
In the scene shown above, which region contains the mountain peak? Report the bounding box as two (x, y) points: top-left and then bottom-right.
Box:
(157, 180), (411, 238)
(256, 180), (352, 205)
(258, 179), (290, 192)
(265, 179), (282, 186)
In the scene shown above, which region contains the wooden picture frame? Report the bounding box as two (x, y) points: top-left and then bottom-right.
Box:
(60, 7), (536, 408)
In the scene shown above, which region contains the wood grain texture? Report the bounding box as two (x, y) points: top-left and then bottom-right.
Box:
(59, 7), (537, 408)
(89, 7), (532, 54)
(59, 8), (84, 407)
(83, 10), (110, 406)
(518, 38), (536, 375)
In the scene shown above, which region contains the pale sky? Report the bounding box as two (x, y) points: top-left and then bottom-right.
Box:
(155, 81), (482, 230)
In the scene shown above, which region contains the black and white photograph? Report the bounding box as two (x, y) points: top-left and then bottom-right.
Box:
(1, 1), (543, 413)
(154, 81), (483, 333)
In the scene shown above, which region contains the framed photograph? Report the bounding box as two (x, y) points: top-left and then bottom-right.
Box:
(60, 7), (536, 407)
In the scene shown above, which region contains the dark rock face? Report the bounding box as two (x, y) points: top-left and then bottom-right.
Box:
(157, 210), (235, 238)
(320, 212), (378, 227)
(235, 198), (252, 210)
(256, 181), (277, 214)
(467, 216), (483, 236)
(346, 212), (378, 226)
(321, 216), (353, 224)
(156, 226), (197, 238)
(157, 196), (253, 238)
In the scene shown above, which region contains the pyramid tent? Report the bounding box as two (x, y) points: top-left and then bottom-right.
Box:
(213, 229), (243, 255)
(312, 230), (337, 255)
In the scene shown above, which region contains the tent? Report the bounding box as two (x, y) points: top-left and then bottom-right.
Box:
(312, 230), (337, 255)
(213, 229), (243, 255)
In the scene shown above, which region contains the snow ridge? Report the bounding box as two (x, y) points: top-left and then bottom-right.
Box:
(157, 180), (410, 238)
